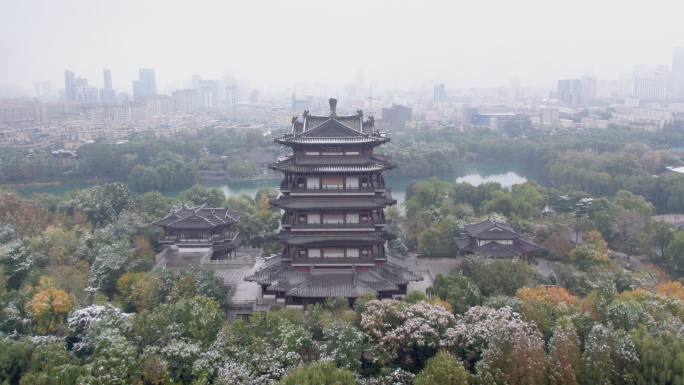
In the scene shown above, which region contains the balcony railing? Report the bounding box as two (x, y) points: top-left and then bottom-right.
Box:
(283, 185), (381, 194)
(288, 255), (381, 265)
(285, 222), (384, 230)
(160, 231), (239, 244)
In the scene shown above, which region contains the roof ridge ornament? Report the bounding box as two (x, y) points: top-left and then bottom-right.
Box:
(329, 97), (337, 117)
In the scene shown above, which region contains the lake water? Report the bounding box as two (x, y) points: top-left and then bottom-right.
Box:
(14, 163), (535, 208)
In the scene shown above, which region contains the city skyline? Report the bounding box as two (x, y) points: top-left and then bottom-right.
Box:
(2, 0), (684, 96)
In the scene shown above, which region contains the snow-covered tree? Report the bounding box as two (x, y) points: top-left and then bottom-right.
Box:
(320, 322), (365, 371)
(361, 299), (457, 369)
(580, 323), (639, 385)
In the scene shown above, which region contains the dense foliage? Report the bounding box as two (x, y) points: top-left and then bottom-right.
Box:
(0, 178), (683, 384)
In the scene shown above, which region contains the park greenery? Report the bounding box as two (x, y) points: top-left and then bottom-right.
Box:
(0, 127), (282, 192)
(0, 177), (681, 384)
(1, 124), (684, 384)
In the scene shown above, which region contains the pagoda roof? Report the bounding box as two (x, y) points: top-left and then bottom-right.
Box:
(274, 232), (393, 246)
(270, 155), (395, 173)
(279, 103), (386, 146)
(464, 219), (516, 237)
(245, 256), (422, 298)
(270, 196), (396, 210)
(276, 135), (388, 145)
(153, 205), (240, 229)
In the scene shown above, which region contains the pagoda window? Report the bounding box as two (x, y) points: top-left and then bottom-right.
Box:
(346, 177), (359, 189)
(345, 151), (360, 155)
(307, 213), (321, 224)
(321, 176), (343, 189)
(360, 248), (371, 257)
(296, 177), (306, 188)
(346, 248), (359, 258)
(308, 248), (321, 258)
(322, 213), (344, 224)
(360, 177), (370, 188)
(299, 249), (308, 257)
(297, 214), (307, 224)
(305, 151), (320, 155)
(306, 177), (320, 189)
(346, 213), (359, 223)
(322, 248), (344, 258)
(359, 213), (369, 223)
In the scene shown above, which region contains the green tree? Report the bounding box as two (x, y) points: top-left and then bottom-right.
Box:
(278, 361), (356, 385)
(128, 165), (162, 193)
(428, 274), (482, 314)
(1, 241), (34, 289)
(460, 258), (537, 297)
(414, 351), (469, 385)
(652, 221), (674, 260)
(666, 231), (684, 273)
(180, 185), (226, 207)
(227, 160), (257, 178)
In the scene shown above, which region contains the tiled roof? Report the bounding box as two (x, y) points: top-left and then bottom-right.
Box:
(464, 219), (515, 237)
(154, 205), (240, 229)
(270, 156), (395, 173)
(270, 196), (396, 209)
(276, 136), (388, 145)
(274, 233), (390, 246)
(245, 257), (422, 298)
(475, 228), (521, 240)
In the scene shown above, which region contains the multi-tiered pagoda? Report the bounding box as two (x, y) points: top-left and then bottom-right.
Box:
(246, 98), (421, 307)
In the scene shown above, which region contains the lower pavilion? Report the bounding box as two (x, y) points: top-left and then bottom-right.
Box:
(154, 204), (241, 260)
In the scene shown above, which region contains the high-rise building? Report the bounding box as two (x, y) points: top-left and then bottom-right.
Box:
(197, 80), (218, 110)
(434, 83), (446, 102)
(101, 68), (116, 105)
(673, 47), (684, 99)
(132, 68), (156, 99)
(225, 86), (238, 109)
(557, 77), (596, 107)
(245, 98), (421, 307)
(673, 47), (684, 73)
(634, 67), (669, 100)
(103, 69), (112, 90)
(381, 104), (412, 128)
(173, 89), (197, 114)
(64, 70), (76, 101)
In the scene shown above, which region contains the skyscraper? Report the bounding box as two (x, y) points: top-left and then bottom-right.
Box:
(101, 68), (116, 105)
(132, 68), (156, 99)
(434, 83), (446, 102)
(673, 47), (684, 73)
(673, 47), (684, 99)
(557, 77), (596, 107)
(103, 69), (112, 90)
(64, 70), (76, 101)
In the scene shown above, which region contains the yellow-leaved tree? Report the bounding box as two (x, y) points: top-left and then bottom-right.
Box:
(26, 276), (71, 335)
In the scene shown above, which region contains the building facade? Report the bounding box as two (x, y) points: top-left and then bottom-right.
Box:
(246, 98), (421, 307)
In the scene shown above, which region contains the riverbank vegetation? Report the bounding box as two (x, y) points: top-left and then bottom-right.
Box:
(0, 127), (282, 193)
(1, 183), (682, 385)
(5, 125), (684, 213)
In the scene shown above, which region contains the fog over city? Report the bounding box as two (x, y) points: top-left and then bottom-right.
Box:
(2, 0), (684, 96)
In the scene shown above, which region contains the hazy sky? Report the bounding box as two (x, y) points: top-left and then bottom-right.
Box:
(2, 0), (684, 95)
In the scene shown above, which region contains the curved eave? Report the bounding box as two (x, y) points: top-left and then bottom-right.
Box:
(270, 197), (396, 210)
(275, 136), (389, 147)
(269, 162), (396, 174)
